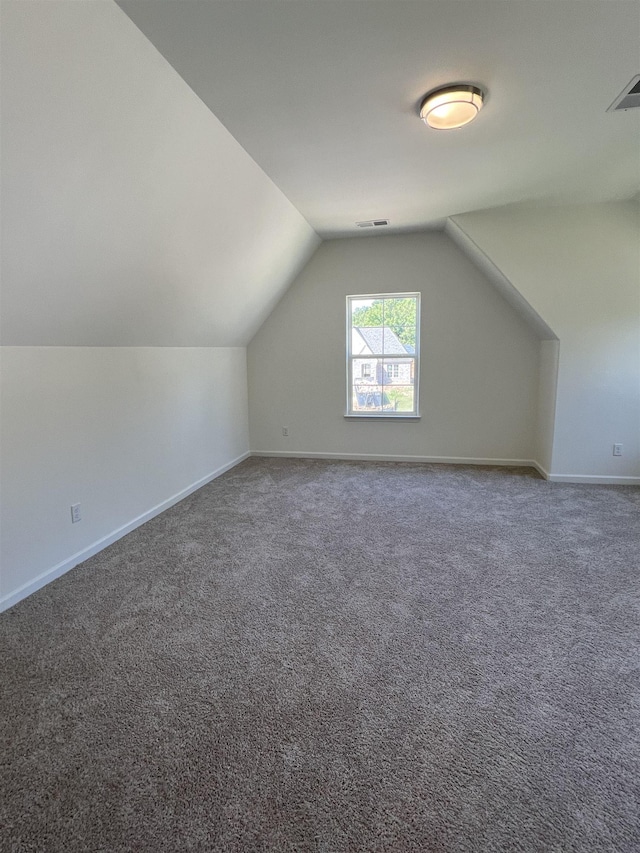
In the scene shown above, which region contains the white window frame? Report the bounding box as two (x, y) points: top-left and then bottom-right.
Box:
(346, 292), (421, 419)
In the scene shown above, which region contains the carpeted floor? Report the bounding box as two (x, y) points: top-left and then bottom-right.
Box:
(1, 457), (639, 852)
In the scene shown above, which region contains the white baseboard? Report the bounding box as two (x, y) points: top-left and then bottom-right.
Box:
(545, 473), (640, 485)
(532, 460), (551, 480)
(252, 452), (640, 485)
(0, 451), (250, 614)
(252, 450), (544, 470)
(529, 458), (640, 484)
(4, 449), (635, 614)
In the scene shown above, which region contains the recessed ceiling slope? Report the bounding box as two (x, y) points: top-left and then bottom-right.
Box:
(117, 0), (640, 238)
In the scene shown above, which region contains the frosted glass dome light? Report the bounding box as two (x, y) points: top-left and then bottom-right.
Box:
(420, 85), (485, 129)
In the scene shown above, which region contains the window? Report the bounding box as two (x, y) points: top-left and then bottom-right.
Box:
(347, 293), (420, 417)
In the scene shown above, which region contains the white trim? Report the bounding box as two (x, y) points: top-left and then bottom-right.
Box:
(531, 458), (640, 484)
(531, 460), (551, 479)
(0, 451), (250, 614)
(253, 450), (543, 468)
(4, 450), (634, 614)
(545, 473), (640, 485)
(253, 452), (640, 485)
(343, 414), (421, 421)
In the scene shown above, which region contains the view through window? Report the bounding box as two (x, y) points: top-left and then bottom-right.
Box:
(347, 293), (420, 416)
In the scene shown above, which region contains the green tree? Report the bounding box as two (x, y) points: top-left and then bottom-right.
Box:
(351, 298), (417, 348)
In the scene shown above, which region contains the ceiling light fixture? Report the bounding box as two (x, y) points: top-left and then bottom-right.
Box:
(420, 84), (485, 130)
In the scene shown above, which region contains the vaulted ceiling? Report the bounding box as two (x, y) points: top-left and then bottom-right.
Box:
(118, 0), (640, 237)
(3, 1), (638, 347)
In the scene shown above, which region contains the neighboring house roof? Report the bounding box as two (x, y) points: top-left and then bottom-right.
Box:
(354, 326), (410, 355)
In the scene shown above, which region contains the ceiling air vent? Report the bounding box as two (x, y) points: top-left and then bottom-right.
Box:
(356, 219), (389, 228)
(607, 75), (640, 112)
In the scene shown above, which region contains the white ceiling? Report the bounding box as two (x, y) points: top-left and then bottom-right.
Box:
(118, 0), (640, 238)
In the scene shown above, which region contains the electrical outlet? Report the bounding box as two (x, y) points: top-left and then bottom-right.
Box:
(282, 426), (289, 437)
(71, 503), (82, 523)
(613, 443), (623, 457)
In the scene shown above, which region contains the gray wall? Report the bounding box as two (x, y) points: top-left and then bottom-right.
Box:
(248, 232), (541, 463)
(454, 201), (640, 481)
(1, 348), (249, 608)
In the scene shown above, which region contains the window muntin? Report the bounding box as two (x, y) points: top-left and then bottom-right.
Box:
(347, 293), (420, 417)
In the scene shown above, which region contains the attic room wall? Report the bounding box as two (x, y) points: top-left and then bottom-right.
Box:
(452, 201), (640, 482)
(0, 1), (318, 610)
(536, 339), (560, 475)
(248, 232), (541, 464)
(0, 348), (249, 608)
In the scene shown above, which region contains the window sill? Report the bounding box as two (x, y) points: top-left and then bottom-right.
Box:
(344, 413), (421, 421)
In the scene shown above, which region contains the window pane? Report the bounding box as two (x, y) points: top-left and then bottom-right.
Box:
(381, 297), (417, 358)
(384, 384), (415, 413)
(351, 358), (396, 412)
(379, 357), (416, 413)
(379, 358), (414, 382)
(350, 298), (382, 327)
(347, 293), (419, 416)
(382, 325), (409, 355)
(353, 357), (374, 379)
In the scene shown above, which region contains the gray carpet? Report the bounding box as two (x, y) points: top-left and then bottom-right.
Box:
(1, 457), (639, 852)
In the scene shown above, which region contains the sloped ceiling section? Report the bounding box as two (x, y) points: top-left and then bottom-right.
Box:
(0, 0), (320, 347)
(444, 220), (557, 341)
